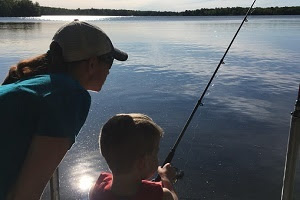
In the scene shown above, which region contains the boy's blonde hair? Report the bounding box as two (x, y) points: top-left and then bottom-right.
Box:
(100, 113), (163, 174)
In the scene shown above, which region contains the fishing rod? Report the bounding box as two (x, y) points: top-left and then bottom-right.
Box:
(155, 0), (257, 182)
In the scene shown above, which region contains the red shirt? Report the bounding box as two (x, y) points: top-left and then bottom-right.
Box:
(89, 172), (163, 200)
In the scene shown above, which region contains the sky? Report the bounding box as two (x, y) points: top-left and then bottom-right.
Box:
(35, 0), (300, 12)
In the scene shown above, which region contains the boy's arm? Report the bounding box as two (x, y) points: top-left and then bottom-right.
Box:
(162, 187), (178, 200)
(158, 163), (178, 200)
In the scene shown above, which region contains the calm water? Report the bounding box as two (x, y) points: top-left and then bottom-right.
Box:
(0, 15), (300, 200)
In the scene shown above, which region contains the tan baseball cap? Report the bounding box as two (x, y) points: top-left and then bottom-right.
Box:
(52, 20), (128, 62)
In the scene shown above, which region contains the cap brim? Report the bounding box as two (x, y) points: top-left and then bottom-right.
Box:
(113, 48), (128, 61)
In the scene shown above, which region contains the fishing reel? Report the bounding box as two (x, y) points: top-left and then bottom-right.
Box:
(173, 167), (184, 184)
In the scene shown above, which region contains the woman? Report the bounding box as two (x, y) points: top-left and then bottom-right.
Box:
(0, 20), (128, 200)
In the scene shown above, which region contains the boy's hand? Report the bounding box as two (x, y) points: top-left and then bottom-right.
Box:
(158, 163), (177, 184)
(158, 163), (178, 200)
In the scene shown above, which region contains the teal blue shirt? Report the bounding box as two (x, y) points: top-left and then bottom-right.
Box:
(0, 74), (91, 198)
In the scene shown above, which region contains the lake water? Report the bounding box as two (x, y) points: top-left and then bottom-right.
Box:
(0, 15), (300, 200)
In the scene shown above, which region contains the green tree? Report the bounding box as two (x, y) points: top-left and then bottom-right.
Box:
(0, 0), (40, 17)
(0, 0), (13, 16)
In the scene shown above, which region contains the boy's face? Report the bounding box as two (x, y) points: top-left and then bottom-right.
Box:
(142, 138), (160, 180)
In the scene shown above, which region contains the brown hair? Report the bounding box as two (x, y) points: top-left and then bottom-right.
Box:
(100, 113), (163, 174)
(2, 42), (67, 85)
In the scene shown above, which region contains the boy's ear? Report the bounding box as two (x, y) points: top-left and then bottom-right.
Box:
(135, 155), (146, 170)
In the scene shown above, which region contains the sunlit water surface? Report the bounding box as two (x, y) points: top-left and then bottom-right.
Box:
(0, 15), (299, 200)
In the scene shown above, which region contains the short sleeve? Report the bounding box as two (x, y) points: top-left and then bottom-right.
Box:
(36, 89), (91, 143)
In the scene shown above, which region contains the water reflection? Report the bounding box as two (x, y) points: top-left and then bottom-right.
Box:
(78, 175), (94, 192)
(38, 15), (124, 21)
(0, 22), (41, 31)
(55, 150), (108, 199)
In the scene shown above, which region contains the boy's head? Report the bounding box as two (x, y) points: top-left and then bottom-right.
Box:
(100, 113), (163, 176)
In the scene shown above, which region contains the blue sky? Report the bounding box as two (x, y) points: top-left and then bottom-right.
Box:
(36, 0), (300, 11)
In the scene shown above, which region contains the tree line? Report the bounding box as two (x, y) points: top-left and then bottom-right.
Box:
(0, 0), (299, 17)
(40, 6), (300, 16)
(183, 6), (300, 16)
(0, 0), (40, 17)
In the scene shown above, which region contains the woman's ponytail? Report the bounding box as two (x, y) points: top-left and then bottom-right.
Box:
(2, 42), (67, 85)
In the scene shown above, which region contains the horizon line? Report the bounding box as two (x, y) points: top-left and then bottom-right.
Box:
(39, 5), (300, 13)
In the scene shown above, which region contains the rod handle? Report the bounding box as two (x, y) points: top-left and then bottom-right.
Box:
(153, 149), (175, 182)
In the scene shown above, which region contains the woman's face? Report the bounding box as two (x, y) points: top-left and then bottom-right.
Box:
(87, 56), (113, 92)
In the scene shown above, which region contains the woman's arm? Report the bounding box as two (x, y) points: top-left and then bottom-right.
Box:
(7, 135), (72, 200)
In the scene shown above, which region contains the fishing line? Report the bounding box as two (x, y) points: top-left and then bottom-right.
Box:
(183, 122), (199, 170)
(155, 0), (257, 182)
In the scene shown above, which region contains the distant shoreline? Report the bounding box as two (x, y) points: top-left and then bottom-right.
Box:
(40, 6), (300, 17)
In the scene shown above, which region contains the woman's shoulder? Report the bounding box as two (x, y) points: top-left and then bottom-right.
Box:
(23, 74), (88, 95)
(27, 74), (82, 89)
(0, 73), (90, 101)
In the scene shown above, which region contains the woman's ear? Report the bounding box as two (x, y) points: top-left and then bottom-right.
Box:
(87, 56), (98, 75)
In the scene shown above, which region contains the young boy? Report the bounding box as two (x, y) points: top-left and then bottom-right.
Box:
(89, 113), (178, 200)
